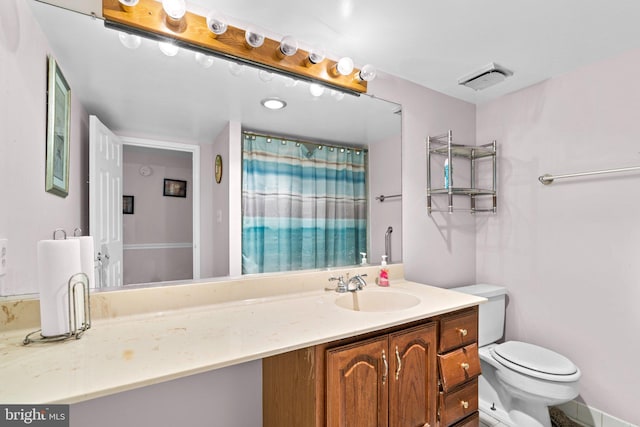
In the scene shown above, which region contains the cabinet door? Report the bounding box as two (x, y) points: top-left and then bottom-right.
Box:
(326, 336), (389, 427)
(388, 323), (438, 427)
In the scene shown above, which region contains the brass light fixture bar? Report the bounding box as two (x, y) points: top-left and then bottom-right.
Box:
(102, 0), (368, 94)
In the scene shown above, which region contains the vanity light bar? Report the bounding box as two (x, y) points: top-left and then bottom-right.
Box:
(102, 0), (368, 95)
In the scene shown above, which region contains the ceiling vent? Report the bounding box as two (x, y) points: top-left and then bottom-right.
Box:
(458, 62), (513, 91)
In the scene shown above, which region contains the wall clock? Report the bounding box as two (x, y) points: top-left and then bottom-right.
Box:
(215, 155), (223, 184)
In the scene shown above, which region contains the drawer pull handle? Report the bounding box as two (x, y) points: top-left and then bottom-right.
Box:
(458, 328), (468, 337)
(460, 400), (469, 409)
(395, 346), (402, 380)
(382, 350), (388, 385)
(460, 362), (470, 371)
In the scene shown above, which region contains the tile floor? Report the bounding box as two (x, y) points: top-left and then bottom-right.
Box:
(479, 410), (510, 427)
(479, 407), (590, 427)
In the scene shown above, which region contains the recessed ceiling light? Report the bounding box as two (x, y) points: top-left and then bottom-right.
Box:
(261, 98), (287, 110)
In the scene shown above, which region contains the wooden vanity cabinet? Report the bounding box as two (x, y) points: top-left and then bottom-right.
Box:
(263, 307), (478, 427)
(326, 323), (438, 427)
(325, 335), (389, 426)
(437, 309), (481, 427)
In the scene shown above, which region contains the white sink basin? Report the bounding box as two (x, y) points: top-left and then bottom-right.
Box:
(335, 291), (420, 312)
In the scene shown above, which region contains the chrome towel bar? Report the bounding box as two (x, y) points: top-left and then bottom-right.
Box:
(538, 165), (640, 185)
(375, 194), (402, 202)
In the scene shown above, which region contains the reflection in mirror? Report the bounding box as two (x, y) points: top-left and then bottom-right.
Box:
(241, 132), (368, 274)
(6, 1), (402, 296)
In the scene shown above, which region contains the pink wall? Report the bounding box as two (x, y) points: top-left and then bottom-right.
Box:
(370, 74), (477, 286)
(198, 142), (215, 278)
(122, 147), (193, 285)
(0, 0), (88, 296)
(210, 123), (233, 277)
(476, 48), (640, 424)
(368, 133), (402, 264)
(70, 360), (261, 427)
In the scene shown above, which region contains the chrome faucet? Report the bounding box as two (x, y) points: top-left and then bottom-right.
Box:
(348, 273), (368, 291)
(328, 273), (368, 293)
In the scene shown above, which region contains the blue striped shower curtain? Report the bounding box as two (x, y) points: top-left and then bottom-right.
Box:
(242, 134), (367, 274)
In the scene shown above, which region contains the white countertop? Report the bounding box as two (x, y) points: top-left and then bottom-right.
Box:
(0, 277), (483, 404)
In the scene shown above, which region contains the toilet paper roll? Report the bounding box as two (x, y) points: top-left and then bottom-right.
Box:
(70, 235), (94, 330)
(37, 239), (81, 337)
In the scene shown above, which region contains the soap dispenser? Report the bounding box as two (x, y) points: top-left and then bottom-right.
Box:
(377, 255), (389, 287)
(360, 252), (368, 265)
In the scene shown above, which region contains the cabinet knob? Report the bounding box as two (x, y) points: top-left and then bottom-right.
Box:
(457, 328), (468, 337)
(460, 400), (469, 409)
(460, 362), (470, 371)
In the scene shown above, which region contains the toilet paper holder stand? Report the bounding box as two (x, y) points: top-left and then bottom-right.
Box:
(23, 272), (92, 345)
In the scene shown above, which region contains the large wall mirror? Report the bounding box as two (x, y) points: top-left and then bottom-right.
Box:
(10, 1), (402, 295)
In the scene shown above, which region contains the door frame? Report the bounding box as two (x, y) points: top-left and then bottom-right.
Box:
(120, 136), (201, 280)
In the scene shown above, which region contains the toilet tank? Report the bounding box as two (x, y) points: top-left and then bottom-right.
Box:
(449, 284), (507, 347)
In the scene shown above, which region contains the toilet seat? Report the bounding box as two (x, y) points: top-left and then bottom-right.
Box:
(490, 341), (581, 382)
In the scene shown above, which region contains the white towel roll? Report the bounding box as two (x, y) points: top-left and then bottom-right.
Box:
(37, 239), (81, 337)
(70, 235), (94, 330)
(70, 235), (95, 289)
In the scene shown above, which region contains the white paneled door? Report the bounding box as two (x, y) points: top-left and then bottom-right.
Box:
(89, 115), (123, 288)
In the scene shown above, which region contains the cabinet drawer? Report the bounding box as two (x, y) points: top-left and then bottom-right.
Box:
(439, 377), (478, 426)
(438, 343), (481, 392)
(439, 310), (478, 353)
(450, 411), (479, 427)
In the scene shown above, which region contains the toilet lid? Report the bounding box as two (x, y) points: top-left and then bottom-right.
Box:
(491, 341), (580, 381)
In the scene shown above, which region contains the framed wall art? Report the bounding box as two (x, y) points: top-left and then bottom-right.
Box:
(163, 178), (187, 197)
(45, 56), (71, 198)
(123, 195), (134, 214)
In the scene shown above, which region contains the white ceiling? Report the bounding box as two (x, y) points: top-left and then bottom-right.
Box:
(36, 0), (640, 105)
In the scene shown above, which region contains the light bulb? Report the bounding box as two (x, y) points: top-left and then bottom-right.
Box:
(162, 0), (186, 19)
(162, 0), (186, 21)
(308, 47), (325, 64)
(118, 0), (138, 11)
(335, 57), (354, 76)
(245, 27), (265, 48)
(159, 41), (179, 56)
(279, 36), (298, 57)
(330, 90), (345, 101)
(195, 52), (214, 68)
(206, 10), (228, 36)
(118, 32), (141, 49)
(309, 83), (325, 97)
(282, 76), (297, 88)
(258, 70), (274, 82)
(358, 64), (377, 82)
(228, 62), (245, 76)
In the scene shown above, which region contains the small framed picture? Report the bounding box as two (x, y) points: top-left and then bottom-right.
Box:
(123, 195), (134, 214)
(45, 56), (71, 198)
(163, 178), (187, 198)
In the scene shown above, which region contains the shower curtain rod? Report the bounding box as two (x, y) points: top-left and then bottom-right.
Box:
(538, 165), (640, 185)
(243, 131), (368, 152)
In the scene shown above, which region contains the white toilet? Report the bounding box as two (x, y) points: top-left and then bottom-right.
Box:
(451, 284), (581, 427)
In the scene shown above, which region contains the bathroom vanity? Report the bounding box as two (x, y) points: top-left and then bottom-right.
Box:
(263, 306), (480, 427)
(0, 265), (484, 425)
